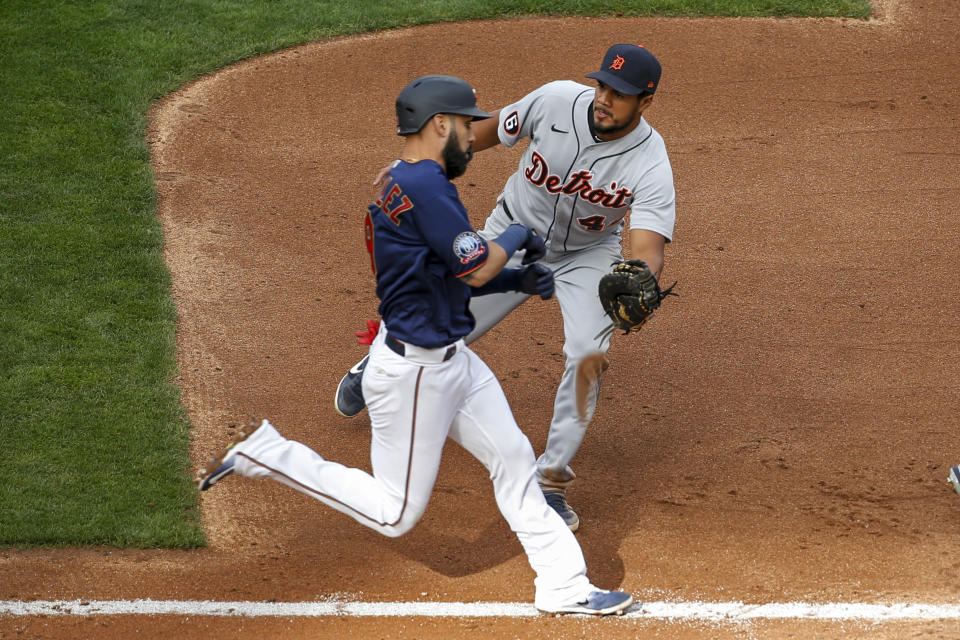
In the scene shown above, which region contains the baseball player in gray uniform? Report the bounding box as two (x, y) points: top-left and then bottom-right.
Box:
(336, 44), (677, 532)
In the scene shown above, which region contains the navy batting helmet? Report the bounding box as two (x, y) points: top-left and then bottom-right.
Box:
(395, 75), (491, 136)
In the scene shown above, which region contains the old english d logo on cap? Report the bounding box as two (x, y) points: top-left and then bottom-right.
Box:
(586, 43), (662, 96)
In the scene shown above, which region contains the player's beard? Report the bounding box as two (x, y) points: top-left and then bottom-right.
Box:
(593, 104), (642, 137)
(442, 128), (473, 180)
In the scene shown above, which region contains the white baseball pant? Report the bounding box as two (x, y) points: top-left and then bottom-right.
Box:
(231, 326), (594, 609)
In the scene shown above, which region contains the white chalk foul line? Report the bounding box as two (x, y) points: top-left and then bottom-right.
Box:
(2, 599), (960, 620)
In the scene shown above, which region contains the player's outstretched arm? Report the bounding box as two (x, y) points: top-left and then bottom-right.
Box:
(460, 241), (508, 286)
(461, 224), (554, 299)
(460, 222), (540, 285)
(471, 109), (502, 152)
(629, 229), (666, 279)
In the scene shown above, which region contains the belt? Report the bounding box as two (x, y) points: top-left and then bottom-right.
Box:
(501, 200), (514, 220)
(385, 334), (457, 362)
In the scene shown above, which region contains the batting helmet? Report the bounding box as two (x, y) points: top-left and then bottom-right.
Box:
(395, 75), (491, 136)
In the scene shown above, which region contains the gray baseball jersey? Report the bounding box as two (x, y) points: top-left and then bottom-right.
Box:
(465, 79), (677, 493)
(494, 80), (676, 257)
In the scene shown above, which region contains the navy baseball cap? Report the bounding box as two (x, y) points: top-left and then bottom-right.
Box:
(586, 44), (661, 96)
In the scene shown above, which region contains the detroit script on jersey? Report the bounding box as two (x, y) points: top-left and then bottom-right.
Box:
(524, 151), (633, 229)
(496, 80), (676, 253)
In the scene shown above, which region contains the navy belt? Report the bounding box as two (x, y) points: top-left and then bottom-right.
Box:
(385, 334), (457, 362)
(501, 200), (514, 220)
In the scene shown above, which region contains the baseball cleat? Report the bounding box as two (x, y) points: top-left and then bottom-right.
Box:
(334, 355), (369, 418)
(948, 465), (960, 498)
(195, 420), (263, 491)
(542, 487), (580, 532)
(542, 590), (634, 616)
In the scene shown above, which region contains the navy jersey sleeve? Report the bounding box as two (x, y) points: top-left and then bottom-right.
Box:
(413, 181), (489, 278)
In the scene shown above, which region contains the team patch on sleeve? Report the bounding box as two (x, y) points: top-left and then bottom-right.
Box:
(502, 110), (520, 136)
(452, 231), (487, 265)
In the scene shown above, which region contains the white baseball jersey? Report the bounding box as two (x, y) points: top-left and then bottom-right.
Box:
(495, 80), (676, 256)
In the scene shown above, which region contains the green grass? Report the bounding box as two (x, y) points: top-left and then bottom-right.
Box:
(0, 0), (871, 548)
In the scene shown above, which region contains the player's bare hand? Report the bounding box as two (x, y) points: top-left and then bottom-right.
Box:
(372, 162), (394, 187)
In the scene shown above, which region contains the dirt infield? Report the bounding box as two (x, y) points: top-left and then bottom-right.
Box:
(3, 0), (960, 637)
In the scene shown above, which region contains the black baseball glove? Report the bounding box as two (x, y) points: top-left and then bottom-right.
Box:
(598, 260), (676, 334)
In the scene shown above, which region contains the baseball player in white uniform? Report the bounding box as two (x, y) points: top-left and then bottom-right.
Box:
(199, 75), (634, 615)
(336, 44), (677, 533)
